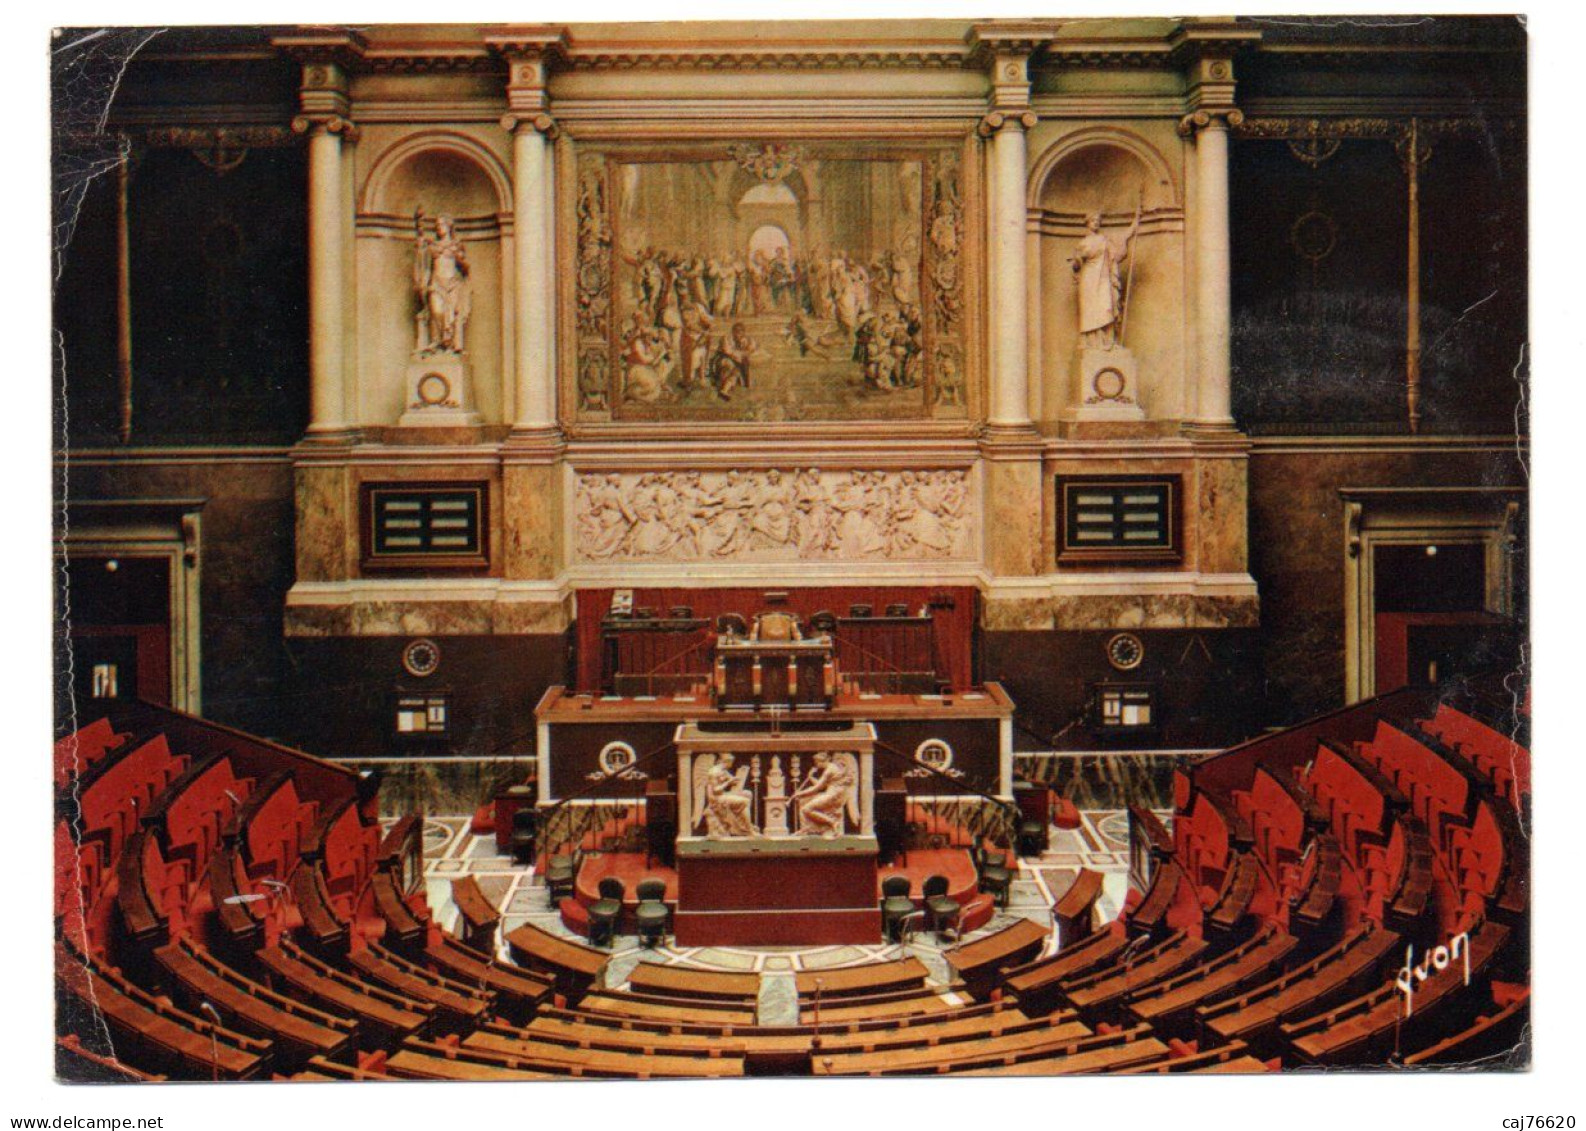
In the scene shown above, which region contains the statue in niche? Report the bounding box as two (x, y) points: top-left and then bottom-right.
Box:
(413, 212), (472, 354)
(792, 751), (859, 838)
(1069, 204), (1141, 351)
(694, 752), (759, 838)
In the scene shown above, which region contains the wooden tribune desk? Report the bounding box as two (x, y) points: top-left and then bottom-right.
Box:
(714, 635), (834, 710)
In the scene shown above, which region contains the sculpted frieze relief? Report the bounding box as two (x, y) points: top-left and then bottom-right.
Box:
(573, 467), (975, 563)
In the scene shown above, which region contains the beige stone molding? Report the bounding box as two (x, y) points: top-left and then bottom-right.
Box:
(981, 572), (1261, 632)
(1177, 107), (1245, 137)
(572, 467), (977, 565)
(559, 44), (974, 71)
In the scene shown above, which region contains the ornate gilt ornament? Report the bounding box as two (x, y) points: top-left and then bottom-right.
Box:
(727, 141), (806, 182)
(573, 467), (974, 563)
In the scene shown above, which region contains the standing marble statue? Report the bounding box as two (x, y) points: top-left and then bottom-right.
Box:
(413, 212), (472, 354)
(1069, 206), (1140, 351)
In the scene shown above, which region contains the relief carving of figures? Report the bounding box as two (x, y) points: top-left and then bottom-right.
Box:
(693, 753), (758, 838)
(792, 751), (859, 838)
(412, 212), (471, 354)
(573, 467), (973, 563)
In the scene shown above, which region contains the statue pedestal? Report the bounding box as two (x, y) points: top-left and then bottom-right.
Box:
(398, 353), (483, 428)
(1065, 347), (1146, 422)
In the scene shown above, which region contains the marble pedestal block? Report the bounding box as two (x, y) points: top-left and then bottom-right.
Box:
(1069, 347), (1146, 422)
(398, 352), (483, 428)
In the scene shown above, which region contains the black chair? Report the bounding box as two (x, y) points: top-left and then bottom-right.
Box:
(809, 610), (838, 634)
(544, 853), (577, 908)
(508, 807), (538, 866)
(668, 605), (692, 620)
(848, 603), (873, 618)
(885, 603), (910, 617)
(588, 877), (625, 948)
(922, 874), (961, 941)
(880, 875), (915, 942)
(1017, 817), (1047, 858)
(976, 843), (1013, 909)
(634, 878), (669, 948)
(716, 613), (748, 637)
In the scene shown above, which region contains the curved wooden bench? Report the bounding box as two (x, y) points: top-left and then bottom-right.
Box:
(290, 862), (349, 951)
(506, 922), (607, 1004)
(1281, 919), (1510, 1066)
(1207, 852), (1259, 934)
(463, 1027), (746, 1078)
(578, 991), (758, 1026)
(1053, 869), (1105, 944)
(155, 937), (354, 1064)
(1195, 922), (1401, 1048)
(371, 870), (426, 949)
(424, 933), (553, 1025)
(256, 939), (432, 1047)
(348, 942), (492, 1032)
(945, 917), (1049, 998)
(1002, 924), (1130, 1015)
(627, 961), (760, 1004)
(450, 874), (502, 953)
(1404, 987), (1529, 1067)
(1125, 927), (1298, 1030)
(1060, 929), (1209, 1015)
(1113, 1040), (1269, 1074)
(56, 1034), (166, 1082)
(56, 942), (270, 1080)
(1292, 835), (1343, 931)
(794, 956), (929, 1000)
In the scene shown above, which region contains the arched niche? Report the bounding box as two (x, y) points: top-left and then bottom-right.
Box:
(1028, 129), (1187, 424)
(1029, 128), (1178, 216)
(360, 132), (512, 220)
(354, 133), (512, 429)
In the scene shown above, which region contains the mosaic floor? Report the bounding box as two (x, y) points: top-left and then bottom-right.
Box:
(402, 806), (1171, 1024)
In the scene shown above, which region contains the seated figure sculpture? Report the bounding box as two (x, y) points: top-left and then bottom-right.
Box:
(701, 752), (758, 837)
(793, 751), (856, 838)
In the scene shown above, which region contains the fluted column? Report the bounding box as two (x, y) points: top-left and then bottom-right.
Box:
(296, 116), (355, 437)
(982, 111), (1037, 430)
(507, 114), (558, 432)
(1181, 107), (1241, 429)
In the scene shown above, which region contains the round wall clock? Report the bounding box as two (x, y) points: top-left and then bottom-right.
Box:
(402, 638), (442, 679)
(1106, 632), (1145, 672)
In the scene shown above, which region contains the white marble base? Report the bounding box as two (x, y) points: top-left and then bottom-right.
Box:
(398, 353), (483, 428)
(1066, 347), (1146, 422)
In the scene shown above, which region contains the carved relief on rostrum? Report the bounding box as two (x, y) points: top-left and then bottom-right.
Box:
(571, 467), (975, 564)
